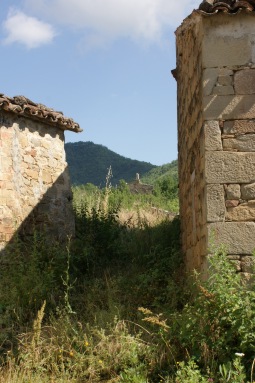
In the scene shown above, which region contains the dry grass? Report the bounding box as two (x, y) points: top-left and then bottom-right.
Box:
(117, 207), (176, 227)
(0, 369), (73, 383)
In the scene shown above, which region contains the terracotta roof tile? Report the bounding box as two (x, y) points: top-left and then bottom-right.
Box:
(0, 94), (81, 132)
(198, 0), (255, 13)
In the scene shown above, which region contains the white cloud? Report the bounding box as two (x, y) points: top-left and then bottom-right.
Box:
(2, 9), (56, 49)
(23, 0), (198, 46)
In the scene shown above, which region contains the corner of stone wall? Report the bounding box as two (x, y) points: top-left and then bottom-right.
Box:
(201, 13), (255, 279)
(177, 12), (255, 278)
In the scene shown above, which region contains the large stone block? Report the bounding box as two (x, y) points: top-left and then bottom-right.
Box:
(202, 35), (251, 67)
(206, 184), (225, 222)
(234, 69), (255, 95)
(223, 134), (255, 152)
(204, 120), (222, 151)
(226, 203), (255, 221)
(208, 222), (255, 254)
(224, 120), (255, 135)
(205, 152), (255, 183)
(204, 95), (255, 120)
(213, 86), (234, 96)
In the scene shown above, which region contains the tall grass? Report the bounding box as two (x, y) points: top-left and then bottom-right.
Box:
(0, 184), (255, 382)
(72, 179), (179, 214)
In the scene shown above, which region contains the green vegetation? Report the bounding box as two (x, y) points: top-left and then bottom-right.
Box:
(65, 141), (157, 186)
(141, 160), (178, 185)
(65, 140), (178, 190)
(1, 182), (255, 382)
(72, 177), (179, 214)
(71, 157), (179, 214)
(66, 140), (179, 211)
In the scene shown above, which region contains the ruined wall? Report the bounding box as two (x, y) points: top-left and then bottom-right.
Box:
(0, 111), (75, 251)
(176, 11), (255, 276)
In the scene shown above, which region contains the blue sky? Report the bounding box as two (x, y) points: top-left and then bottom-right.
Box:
(1, 0), (197, 165)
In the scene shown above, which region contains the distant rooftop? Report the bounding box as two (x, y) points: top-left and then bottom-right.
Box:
(198, 0), (255, 13)
(0, 94), (81, 132)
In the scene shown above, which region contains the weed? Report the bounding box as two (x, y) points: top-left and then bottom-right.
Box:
(3, 181), (255, 383)
(175, 359), (209, 383)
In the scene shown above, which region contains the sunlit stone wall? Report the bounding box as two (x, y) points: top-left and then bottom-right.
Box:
(0, 111), (75, 251)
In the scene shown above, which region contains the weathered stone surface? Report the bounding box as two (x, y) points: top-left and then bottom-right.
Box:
(217, 75), (233, 86)
(223, 134), (255, 152)
(206, 184), (225, 222)
(234, 69), (255, 94)
(202, 35), (251, 67)
(204, 120), (222, 151)
(42, 171), (52, 184)
(203, 68), (218, 96)
(24, 155), (34, 164)
(225, 184), (241, 200)
(241, 256), (255, 273)
(26, 169), (39, 180)
(175, 14), (205, 272)
(227, 255), (241, 261)
(41, 140), (52, 149)
(225, 200), (239, 208)
(208, 222), (255, 254)
(241, 183), (255, 200)
(219, 69), (234, 76)
(204, 95), (255, 120)
(224, 120), (255, 135)
(176, 11), (255, 274)
(213, 85), (234, 96)
(226, 203), (255, 221)
(205, 152), (255, 183)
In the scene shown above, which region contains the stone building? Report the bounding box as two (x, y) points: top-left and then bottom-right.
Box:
(0, 94), (81, 252)
(175, 0), (255, 276)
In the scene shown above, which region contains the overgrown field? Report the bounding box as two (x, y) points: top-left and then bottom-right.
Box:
(0, 184), (255, 382)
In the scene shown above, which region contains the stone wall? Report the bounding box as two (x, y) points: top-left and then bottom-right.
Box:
(176, 11), (255, 276)
(0, 97), (80, 251)
(176, 13), (207, 271)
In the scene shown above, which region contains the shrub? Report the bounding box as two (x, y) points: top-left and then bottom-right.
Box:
(175, 249), (255, 378)
(0, 231), (68, 339)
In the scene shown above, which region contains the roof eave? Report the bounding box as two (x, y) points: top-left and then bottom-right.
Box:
(0, 94), (82, 133)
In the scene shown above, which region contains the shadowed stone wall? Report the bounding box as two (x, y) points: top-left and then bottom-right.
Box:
(175, 9), (255, 277)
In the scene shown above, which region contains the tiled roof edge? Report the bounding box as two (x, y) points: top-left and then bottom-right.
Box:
(0, 94), (82, 133)
(198, 0), (255, 14)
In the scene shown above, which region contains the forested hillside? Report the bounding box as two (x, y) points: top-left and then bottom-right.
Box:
(141, 160), (178, 185)
(65, 141), (157, 186)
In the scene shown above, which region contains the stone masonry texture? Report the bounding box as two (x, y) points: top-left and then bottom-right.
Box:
(175, 10), (255, 276)
(0, 98), (80, 252)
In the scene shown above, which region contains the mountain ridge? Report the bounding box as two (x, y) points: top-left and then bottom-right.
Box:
(65, 141), (159, 186)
